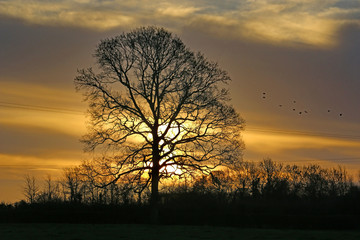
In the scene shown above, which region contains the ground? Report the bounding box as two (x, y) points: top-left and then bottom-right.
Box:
(0, 224), (360, 240)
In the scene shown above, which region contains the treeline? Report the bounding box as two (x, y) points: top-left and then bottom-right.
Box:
(2, 159), (360, 229)
(21, 158), (356, 204)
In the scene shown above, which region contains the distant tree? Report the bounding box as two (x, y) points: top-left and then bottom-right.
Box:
(284, 164), (304, 198)
(234, 161), (253, 197)
(23, 175), (39, 203)
(62, 167), (84, 203)
(247, 162), (261, 198)
(259, 158), (289, 198)
(36, 175), (61, 203)
(327, 166), (350, 197)
(75, 26), (245, 222)
(45, 174), (60, 201)
(303, 164), (328, 199)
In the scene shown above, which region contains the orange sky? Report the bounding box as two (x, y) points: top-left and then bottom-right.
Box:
(1, 0), (360, 202)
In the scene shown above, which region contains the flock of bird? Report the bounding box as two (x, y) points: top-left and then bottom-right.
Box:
(262, 92), (343, 117)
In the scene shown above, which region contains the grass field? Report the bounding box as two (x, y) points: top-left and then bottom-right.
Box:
(1, 224), (360, 240)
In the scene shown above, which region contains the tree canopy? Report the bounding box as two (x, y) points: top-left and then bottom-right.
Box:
(74, 26), (245, 218)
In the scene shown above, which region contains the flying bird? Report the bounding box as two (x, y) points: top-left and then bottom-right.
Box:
(259, 92), (344, 119)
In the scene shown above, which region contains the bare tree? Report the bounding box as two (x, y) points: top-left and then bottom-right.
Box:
(23, 175), (39, 203)
(62, 167), (84, 203)
(45, 174), (60, 201)
(284, 164), (304, 198)
(327, 165), (350, 197)
(259, 158), (289, 198)
(235, 161), (255, 197)
(74, 26), (245, 222)
(303, 164), (329, 199)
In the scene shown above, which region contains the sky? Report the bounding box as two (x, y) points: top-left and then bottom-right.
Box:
(1, 0), (360, 203)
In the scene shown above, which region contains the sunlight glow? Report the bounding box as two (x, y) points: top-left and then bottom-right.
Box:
(144, 123), (183, 176)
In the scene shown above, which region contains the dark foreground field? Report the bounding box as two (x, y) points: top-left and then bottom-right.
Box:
(1, 224), (360, 240)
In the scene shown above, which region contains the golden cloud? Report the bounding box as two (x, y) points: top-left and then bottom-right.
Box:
(0, 81), (86, 136)
(241, 14), (339, 47)
(0, 153), (82, 179)
(0, 81), (82, 105)
(0, 108), (86, 137)
(0, 0), (135, 30)
(0, 1), (359, 47)
(157, 5), (200, 18)
(0, 0), (360, 44)
(242, 126), (360, 168)
(244, 129), (360, 153)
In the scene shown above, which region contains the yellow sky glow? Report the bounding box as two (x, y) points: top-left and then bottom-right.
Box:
(244, 129), (360, 153)
(0, 81), (86, 136)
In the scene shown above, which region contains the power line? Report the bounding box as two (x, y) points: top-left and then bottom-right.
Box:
(0, 101), (84, 115)
(1, 101), (360, 141)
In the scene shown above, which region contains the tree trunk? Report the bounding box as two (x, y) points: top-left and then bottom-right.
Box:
(150, 160), (160, 224)
(150, 141), (160, 224)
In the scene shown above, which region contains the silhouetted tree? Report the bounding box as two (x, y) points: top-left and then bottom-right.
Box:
(303, 164), (328, 199)
(211, 169), (236, 196)
(234, 161), (253, 197)
(23, 175), (39, 203)
(327, 165), (350, 197)
(284, 164), (304, 198)
(74, 26), (245, 222)
(259, 158), (289, 198)
(43, 174), (61, 202)
(62, 167), (84, 203)
(247, 162), (261, 198)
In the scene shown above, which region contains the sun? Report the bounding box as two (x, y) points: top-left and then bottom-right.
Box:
(158, 123), (181, 143)
(144, 123), (184, 176)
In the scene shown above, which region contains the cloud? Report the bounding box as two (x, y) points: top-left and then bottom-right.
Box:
(191, 0), (360, 48)
(241, 14), (338, 47)
(1, 0), (359, 47)
(0, 81), (83, 106)
(242, 127), (360, 169)
(0, 81), (86, 136)
(0, 153), (82, 180)
(0, 0), (135, 30)
(157, 4), (200, 18)
(0, 82), (87, 202)
(0, 108), (86, 137)
(244, 129), (360, 151)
